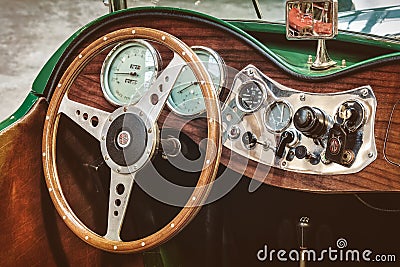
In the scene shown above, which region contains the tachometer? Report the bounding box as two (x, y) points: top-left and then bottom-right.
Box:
(166, 46), (225, 117)
(101, 40), (161, 106)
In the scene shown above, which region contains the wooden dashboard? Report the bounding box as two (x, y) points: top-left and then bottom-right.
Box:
(43, 8), (400, 193)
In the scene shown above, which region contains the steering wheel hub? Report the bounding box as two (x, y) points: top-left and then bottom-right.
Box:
(100, 106), (157, 174)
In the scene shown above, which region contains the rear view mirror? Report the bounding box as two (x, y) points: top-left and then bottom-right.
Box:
(286, 0), (338, 40)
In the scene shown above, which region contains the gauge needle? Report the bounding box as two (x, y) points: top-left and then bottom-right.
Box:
(177, 81), (199, 93)
(114, 71), (139, 77)
(280, 105), (284, 122)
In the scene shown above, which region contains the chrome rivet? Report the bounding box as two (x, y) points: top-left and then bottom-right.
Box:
(170, 223), (175, 228)
(192, 196), (196, 201)
(62, 215), (66, 220)
(103, 36), (107, 41)
(113, 245), (118, 250)
(281, 161), (287, 167)
(42, 152), (46, 157)
(300, 94), (306, 101)
(148, 128), (152, 133)
(116, 168), (121, 173)
(85, 235), (89, 240)
(141, 242), (145, 247)
(182, 51), (186, 56)
(341, 59), (346, 67)
(57, 83), (62, 88)
(362, 89), (369, 97)
(102, 136), (106, 141)
(104, 155), (109, 161)
(132, 30), (136, 34)
(78, 54), (83, 59)
(206, 159), (210, 164)
(49, 188), (53, 192)
(139, 111), (144, 116)
(161, 35), (166, 41)
(307, 55), (313, 64)
(46, 115), (50, 120)
(134, 165), (138, 170)
(368, 152), (374, 158)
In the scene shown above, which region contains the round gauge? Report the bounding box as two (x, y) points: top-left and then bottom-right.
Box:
(101, 40), (161, 106)
(236, 80), (265, 113)
(264, 101), (292, 133)
(166, 46), (225, 116)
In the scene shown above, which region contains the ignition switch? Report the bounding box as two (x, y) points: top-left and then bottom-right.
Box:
(326, 101), (365, 167)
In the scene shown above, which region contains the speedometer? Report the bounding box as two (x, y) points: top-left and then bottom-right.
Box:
(101, 40), (161, 106)
(166, 46), (225, 117)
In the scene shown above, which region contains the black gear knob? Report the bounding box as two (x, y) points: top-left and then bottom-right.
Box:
(294, 106), (329, 138)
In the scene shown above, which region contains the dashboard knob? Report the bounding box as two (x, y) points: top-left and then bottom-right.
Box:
(276, 131), (295, 158)
(293, 106), (329, 138)
(295, 145), (308, 159)
(242, 131), (257, 149)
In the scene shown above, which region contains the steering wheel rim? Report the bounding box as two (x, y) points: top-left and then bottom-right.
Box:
(42, 27), (222, 253)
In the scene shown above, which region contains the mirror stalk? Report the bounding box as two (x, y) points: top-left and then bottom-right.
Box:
(103, 0), (127, 12)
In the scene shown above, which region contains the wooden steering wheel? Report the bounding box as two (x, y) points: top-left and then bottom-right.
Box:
(42, 27), (222, 253)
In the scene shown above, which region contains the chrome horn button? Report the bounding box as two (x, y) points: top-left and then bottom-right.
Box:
(100, 106), (157, 174)
(117, 130), (131, 148)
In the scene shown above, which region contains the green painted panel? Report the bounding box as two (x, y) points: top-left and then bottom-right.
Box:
(229, 20), (400, 77)
(0, 92), (39, 132)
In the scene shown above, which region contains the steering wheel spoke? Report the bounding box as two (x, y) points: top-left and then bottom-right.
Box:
(135, 53), (185, 126)
(104, 171), (136, 241)
(58, 95), (110, 140)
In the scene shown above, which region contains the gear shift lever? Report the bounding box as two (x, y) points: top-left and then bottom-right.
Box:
(297, 217), (311, 267)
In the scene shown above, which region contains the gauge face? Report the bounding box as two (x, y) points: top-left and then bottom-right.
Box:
(236, 81), (265, 113)
(166, 46), (225, 116)
(101, 40), (160, 106)
(264, 101), (292, 133)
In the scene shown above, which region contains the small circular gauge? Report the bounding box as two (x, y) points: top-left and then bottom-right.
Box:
(101, 40), (161, 106)
(236, 80), (265, 113)
(166, 46), (225, 117)
(264, 101), (292, 133)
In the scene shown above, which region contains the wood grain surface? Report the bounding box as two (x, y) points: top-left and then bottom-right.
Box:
(0, 98), (144, 266)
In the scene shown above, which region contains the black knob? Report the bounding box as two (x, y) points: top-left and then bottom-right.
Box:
(309, 153), (321, 165)
(276, 131), (295, 158)
(295, 145), (308, 159)
(242, 131), (257, 149)
(293, 106), (329, 138)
